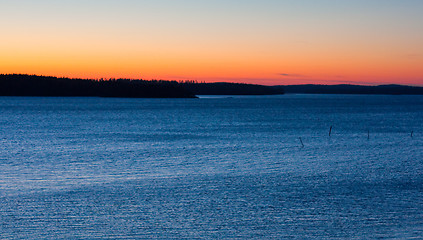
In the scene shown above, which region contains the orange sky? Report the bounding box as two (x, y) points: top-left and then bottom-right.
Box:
(1, 1), (422, 86)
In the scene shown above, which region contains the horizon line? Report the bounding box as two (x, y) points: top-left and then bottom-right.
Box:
(1, 73), (422, 88)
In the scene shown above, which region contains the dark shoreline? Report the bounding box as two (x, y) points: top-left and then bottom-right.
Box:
(0, 74), (284, 98)
(2, 74), (423, 97)
(274, 84), (423, 95)
(0, 74), (197, 98)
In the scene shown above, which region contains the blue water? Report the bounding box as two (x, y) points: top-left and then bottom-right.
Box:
(0, 95), (422, 239)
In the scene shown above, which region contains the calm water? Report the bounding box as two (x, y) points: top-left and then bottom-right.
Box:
(0, 95), (422, 239)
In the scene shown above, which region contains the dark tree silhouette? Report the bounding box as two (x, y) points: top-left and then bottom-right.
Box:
(181, 82), (285, 95)
(0, 74), (197, 98)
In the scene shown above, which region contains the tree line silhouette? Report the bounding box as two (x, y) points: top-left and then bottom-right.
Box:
(0, 74), (196, 98)
(181, 81), (285, 95)
(0, 74), (286, 98)
(6, 74), (418, 98)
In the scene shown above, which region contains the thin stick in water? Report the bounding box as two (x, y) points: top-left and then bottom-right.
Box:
(329, 126), (333, 137)
(299, 137), (304, 148)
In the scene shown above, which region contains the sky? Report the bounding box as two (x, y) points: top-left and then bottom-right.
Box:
(1, 0), (422, 86)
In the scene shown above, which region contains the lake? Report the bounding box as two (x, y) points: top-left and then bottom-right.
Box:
(0, 95), (422, 239)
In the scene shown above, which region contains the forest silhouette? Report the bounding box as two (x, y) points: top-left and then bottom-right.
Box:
(2, 74), (422, 97)
(0, 74), (285, 97)
(0, 74), (196, 98)
(181, 81), (284, 95)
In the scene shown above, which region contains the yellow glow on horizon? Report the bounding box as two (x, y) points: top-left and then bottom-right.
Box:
(1, 0), (422, 86)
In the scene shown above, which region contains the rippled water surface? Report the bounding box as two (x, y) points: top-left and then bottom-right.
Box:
(1, 95), (423, 239)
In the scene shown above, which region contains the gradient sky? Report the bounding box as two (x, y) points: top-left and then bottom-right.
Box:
(1, 0), (422, 85)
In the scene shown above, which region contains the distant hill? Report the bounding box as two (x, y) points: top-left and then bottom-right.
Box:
(182, 82), (285, 95)
(274, 84), (423, 95)
(0, 74), (196, 98)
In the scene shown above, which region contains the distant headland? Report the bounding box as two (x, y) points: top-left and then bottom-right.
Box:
(274, 84), (423, 95)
